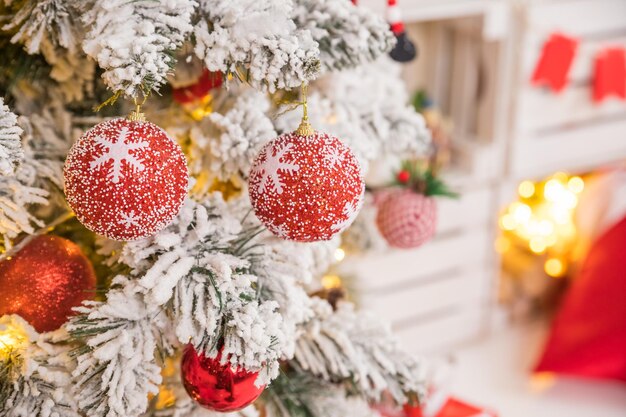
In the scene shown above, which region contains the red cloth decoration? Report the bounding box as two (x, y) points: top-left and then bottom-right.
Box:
(531, 33), (579, 92)
(377, 398), (496, 417)
(592, 47), (626, 103)
(535, 215), (626, 382)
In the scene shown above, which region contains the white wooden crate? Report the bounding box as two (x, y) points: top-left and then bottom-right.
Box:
(510, 0), (626, 179)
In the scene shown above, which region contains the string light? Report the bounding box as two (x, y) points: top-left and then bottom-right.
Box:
(334, 248), (346, 262)
(0, 320), (30, 360)
(498, 173), (586, 279)
(321, 274), (342, 289)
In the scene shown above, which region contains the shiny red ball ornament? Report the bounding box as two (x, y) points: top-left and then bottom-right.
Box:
(0, 235), (96, 333)
(376, 190), (437, 249)
(173, 69), (223, 104)
(181, 345), (265, 412)
(248, 128), (364, 241)
(64, 118), (188, 241)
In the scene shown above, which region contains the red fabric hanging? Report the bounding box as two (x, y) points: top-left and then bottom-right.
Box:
(592, 47), (626, 103)
(531, 33), (579, 92)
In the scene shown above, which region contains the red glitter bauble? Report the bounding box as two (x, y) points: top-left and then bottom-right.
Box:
(376, 190), (437, 249)
(181, 345), (265, 412)
(0, 235), (96, 333)
(248, 130), (364, 241)
(64, 118), (188, 241)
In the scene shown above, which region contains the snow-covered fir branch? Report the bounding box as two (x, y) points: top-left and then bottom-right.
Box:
(83, 0), (197, 97)
(68, 284), (168, 417)
(293, 298), (426, 405)
(0, 98), (23, 176)
(188, 88), (277, 181)
(292, 0), (395, 72)
(193, 0), (320, 92)
(1, 315), (79, 417)
(263, 372), (383, 417)
(0, 105), (75, 249)
(2, 0), (83, 55)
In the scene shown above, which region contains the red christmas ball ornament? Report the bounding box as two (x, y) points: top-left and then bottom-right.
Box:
(64, 118), (188, 241)
(0, 235), (96, 333)
(376, 190), (437, 249)
(173, 70), (223, 104)
(181, 344), (265, 412)
(248, 125), (364, 242)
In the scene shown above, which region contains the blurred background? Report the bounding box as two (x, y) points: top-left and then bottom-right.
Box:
(336, 1), (626, 416)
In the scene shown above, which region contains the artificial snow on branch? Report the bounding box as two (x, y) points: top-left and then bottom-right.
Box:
(193, 0), (320, 92)
(293, 298), (425, 405)
(83, 0), (196, 97)
(0, 98), (23, 176)
(1, 315), (79, 417)
(188, 88), (277, 182)
(292, 0), (395, 72)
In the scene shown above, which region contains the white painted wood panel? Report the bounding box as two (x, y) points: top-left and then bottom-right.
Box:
(438, 186), (492, 233)
(394, 306), (487, 354)
(341, 228), (491, 291)
(360, 268), (489, 323)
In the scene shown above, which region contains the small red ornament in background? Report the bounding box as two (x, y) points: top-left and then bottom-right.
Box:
(180, 345), (265, 412)
(531, 33), (578, 92)
(248, 129), (364, 242)
(0, 235), (96, 333)
(376, 189), (437, 249)
(592, 47), (626, 103)
(172, 69), (223, 104)
(64, 118), (189, 241)
(397, 170), (411, 183)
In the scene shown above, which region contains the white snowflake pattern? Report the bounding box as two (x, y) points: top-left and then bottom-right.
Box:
(268, 221), (289, 239)
(254, 142), (300, 195)
(90, 127), (149, 183)
(331, 192), (364, 232)
(324, 147), (345, 169)
(119, 211), (141, 229)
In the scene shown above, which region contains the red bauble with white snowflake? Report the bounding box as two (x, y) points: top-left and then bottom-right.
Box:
(181, 345), (265, 412)
(376, 189), (437, 249)
(64, 118), (188, 241)
(248, 125), (364, 242)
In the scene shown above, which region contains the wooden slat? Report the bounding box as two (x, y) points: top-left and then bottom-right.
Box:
(394, 306), (487, 353)
(339, 228), (491, 291)
(438, 186), (492, 233)
(360, 268), (489, 324)
(510, 117), (626, 180)
(526, 0), (626, 37)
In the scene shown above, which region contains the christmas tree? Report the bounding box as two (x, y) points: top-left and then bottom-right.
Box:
(0, 1), (432, 416)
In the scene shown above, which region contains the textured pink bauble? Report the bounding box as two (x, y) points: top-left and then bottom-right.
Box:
(376, 190), (437, 249)
(0, 235), (96, 332)
(181, 345), (265, 412)
(248, 130), (364, 242)
(64, 118), (188, 241)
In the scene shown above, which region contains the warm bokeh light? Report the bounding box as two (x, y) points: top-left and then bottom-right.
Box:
(0, 322), (30, 359)
(498, 172), (585, 279)
(544, 258), (566, 277)
(321, 274), (342, 289)
(334, 248), (346, 262)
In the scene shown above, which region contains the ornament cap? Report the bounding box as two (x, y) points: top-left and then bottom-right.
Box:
(295, 118), (315, 136)
(128, 105), (146, 122)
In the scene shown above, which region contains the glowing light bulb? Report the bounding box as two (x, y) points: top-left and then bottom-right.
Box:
(513, 203), (532, 223)
(518, 181), (535, 198)
(334, 248), (346, 262)
(529, 238), (547, 254)
(545, 258), (565, 277)
(321, 274), (342, 289)
(568, 176), (584, 193)
(544, 179), (564, 202)
(0, 326), (29, 359)
(500, 214), (516, 230)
